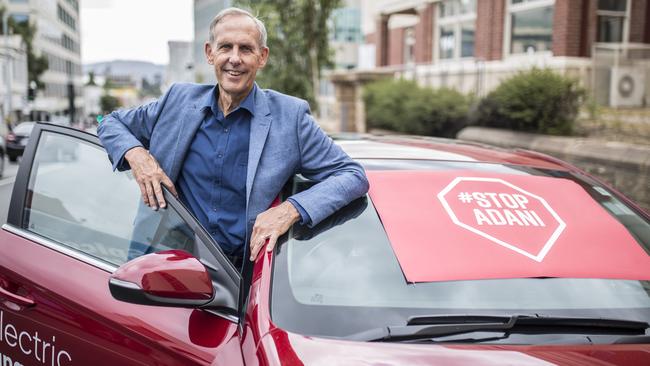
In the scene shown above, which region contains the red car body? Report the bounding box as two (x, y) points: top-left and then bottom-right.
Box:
(0, 123), (648, 365)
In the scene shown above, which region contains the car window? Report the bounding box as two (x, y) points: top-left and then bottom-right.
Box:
(22, 131), (208, 267)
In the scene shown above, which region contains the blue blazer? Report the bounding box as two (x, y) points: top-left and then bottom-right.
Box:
(97, 83), (369, 243)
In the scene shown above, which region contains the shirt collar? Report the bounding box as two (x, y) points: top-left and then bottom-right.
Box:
(201, 84), (257, 117)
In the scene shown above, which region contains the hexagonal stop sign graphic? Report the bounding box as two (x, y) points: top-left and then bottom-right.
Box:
(438, 177), (566, 262)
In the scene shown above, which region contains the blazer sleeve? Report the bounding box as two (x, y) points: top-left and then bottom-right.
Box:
(97, 84), (175, 171)
(287, 101), (370, 227)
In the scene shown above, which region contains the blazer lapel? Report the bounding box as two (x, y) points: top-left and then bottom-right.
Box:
(169, 104), (206, 182)
(246, 86), (272, 203)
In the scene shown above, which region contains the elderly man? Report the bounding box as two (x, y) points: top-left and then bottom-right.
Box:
(97, 7), (368, 268)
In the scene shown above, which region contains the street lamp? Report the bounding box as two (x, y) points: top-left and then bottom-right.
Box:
(2, 9), (12, 127)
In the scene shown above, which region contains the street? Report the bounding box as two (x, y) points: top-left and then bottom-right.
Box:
(0, 156), (20, 224)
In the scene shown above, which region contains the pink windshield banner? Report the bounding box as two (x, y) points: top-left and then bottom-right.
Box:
(367, 170), (650, 283)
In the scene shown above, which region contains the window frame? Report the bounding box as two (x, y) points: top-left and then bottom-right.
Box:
(503, 0), (555, 57)
(595, 0), (631, 44)
(6, 123), (240, 287)
(434, 0), (477, 62)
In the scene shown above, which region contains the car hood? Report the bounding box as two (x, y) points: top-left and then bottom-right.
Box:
(261, 329), (650, 365)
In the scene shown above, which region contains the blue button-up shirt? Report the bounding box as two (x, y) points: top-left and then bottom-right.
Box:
(177, 85), (255, 256)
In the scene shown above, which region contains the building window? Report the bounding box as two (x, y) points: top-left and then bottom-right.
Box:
(509, 0), (554, 54)
(436, 0), (476, 60)
(57, 4), (77, 31)
(329, 7), (362, 43)
(65, 0), (79, 12)
(439, 25), (455, 59)
(403, 27), (416, 64)
(597, 0), (628, 43)
(460, 21), (475, 57)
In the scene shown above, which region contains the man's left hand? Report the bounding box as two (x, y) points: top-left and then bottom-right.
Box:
(249, 202), (301, 261)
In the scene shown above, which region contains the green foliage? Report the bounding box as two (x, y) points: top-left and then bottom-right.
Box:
(140, 77), (162, 98)
(235, 0), (341, 109)
(471, 68), (585, 135)
(100, 95), (121, 113)
(86, 72), (97, 86)
(0, 9), (49, 91)
(363, 79), (470, 137)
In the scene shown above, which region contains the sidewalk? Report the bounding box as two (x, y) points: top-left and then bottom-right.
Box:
(577, 108), (650, 146)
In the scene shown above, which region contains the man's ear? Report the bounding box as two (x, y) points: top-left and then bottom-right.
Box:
(259, 47), (269, 68)
(204, 42), (214, 65)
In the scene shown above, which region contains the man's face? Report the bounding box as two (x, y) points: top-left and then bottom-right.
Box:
(205, 15), (269, 100)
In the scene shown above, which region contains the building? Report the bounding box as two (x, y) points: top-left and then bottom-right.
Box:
(330, 0), (650, 132)
(0, 34), (28, 125)
(330, 0), (363, 70)
(166, 41), (194, 87)
(318, 0), (363, 130)
(193, 0), (231, 84)
(7, 0), (83, 123)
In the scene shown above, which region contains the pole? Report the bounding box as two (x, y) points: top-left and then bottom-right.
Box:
(3, 10), (11, 126)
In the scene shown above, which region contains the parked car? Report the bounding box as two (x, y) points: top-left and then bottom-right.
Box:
(6, 121), (35, 162)
(1, 123), (649, 365)
(0, 121), (7, 177)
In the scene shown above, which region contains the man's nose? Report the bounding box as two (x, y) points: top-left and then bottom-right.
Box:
(228, 47), (242, 65)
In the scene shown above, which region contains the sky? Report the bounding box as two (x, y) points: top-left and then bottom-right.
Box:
(80, 0), (194, 65)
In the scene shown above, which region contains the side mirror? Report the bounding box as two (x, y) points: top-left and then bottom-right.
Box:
(109, 250), (214, 307)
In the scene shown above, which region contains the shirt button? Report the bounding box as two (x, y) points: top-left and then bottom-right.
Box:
(224, 128), (229, 133)
(213, 207), (217, 212)
(217, 153), (223, 158)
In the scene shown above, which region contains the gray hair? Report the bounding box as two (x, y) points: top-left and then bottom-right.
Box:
(208, 7), (268, 48)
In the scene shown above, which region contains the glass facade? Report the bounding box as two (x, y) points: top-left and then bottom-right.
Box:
(330, 7), (362, 43)
(57, 4), (76, 31)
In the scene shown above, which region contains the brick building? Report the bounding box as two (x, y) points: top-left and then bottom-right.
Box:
(371, 0), (649, 65)
(330, 0), (650, 132)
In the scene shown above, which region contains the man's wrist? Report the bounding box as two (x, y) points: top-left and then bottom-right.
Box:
(124, 146), (146, 163)
(283, 201), (301, 224)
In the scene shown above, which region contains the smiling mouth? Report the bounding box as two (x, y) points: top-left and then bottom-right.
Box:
(225, 70), (244, 77)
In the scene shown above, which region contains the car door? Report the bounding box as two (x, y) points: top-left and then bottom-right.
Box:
(0, 123), (244, 366)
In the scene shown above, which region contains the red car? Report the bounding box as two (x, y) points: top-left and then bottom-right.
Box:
(1, 123), (649, 366)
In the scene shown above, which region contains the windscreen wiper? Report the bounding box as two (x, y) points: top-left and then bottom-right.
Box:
(346, 314), (649, 342)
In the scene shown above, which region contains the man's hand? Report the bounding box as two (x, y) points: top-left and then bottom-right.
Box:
(249, 201), (301, 261)
(125, 147), (178, 210)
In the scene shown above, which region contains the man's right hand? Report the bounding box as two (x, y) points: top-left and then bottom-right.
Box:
(124, 147), (178, 210)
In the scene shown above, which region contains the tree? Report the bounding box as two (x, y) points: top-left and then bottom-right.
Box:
(100, 94), (121, 113)
(86, 72), (97, 86)
(234, 0), (341, 109)
(0, 7), (49, 91)
(140, 76), (162, 98)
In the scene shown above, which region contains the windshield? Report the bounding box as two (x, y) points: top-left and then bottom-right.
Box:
(271, 160), (650, 342)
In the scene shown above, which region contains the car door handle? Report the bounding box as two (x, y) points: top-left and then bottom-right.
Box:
(0, 285), (35, 307)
